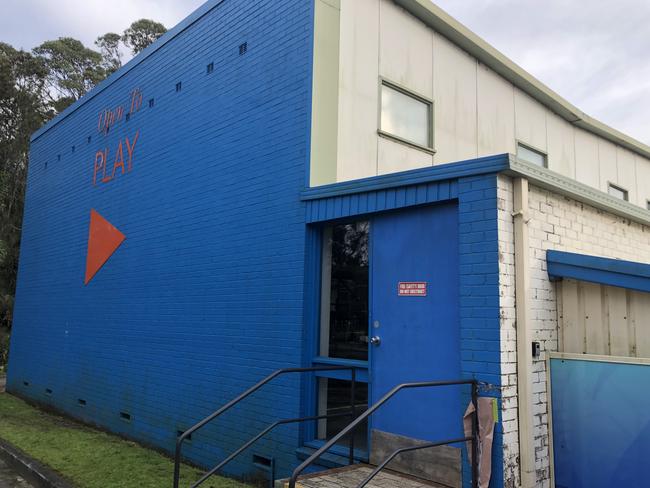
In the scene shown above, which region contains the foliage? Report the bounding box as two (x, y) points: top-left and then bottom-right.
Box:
(95, 32), (122, 74)
(0, 393), (250, 488)
(0, 43), (51, 339)
(33, 37), (106, 112)
(121, 19), (167, 55)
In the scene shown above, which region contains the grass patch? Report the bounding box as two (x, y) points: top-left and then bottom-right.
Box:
(0, 393), (250, 488)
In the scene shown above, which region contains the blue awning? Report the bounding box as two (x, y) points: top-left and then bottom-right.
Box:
(547, 250), (650, 293)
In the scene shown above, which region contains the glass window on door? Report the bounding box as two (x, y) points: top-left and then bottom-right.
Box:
(320, 222), (369, 361)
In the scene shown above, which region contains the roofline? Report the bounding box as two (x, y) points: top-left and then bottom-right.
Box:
(394, 0), (650, 161)
(30, 0), (226, 143)
(32, 0), (650, 162)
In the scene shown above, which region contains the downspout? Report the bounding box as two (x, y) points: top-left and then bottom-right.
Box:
(512, 177), (536, 487)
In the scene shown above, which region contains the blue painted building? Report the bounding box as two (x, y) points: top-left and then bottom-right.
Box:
(9, 1), (650, 487)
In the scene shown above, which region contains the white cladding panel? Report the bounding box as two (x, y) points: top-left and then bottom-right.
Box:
(617, 147), (638, 203)
(432, 32), (477, 164)
(546, 114), (575, 178)
(636, 157), (650, 208)
(574, 129), (600, 189)
(336, 0), (379, 182)
(477, 65), (516, 157)
(598, 139), (618, 193)
(514, 88), (547, 152)
(379, 0), (433, 98)
(310, 0), (650, 212)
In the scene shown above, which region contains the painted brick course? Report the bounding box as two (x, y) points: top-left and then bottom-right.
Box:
(8, 0), (313, 479)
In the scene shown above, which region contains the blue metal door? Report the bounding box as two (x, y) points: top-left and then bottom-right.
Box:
(370, 203), (461, 442)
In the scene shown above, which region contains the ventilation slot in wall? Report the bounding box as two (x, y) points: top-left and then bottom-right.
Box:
(44, 162), (48, 170)
(120, 411), (132, 422)
(125, 113), (131, 122)
(148, 98), (155, 108)
(252, 454), (273, 470)
(57, 155), (61, 162)
(71, 145), (75, 153)
(45, 388), (53, 395)
(87, 135), (92, 144)
(239, 42), (248, 55)
(22, 381), (29, 387)
(207, 62), (214, 74)
(78, 398), (87, 406)
(175, 82), (182, 92)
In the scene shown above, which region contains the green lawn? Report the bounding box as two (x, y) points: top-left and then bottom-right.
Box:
(0, 393), (250, 488)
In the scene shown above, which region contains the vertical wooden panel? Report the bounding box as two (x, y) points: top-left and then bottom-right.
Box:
(630, 291), (650, 358)
(607, 286), (629, 356)
(559, 283), (650, 359)
(582, 282), (608, 355)
(560, 280), (583, 354)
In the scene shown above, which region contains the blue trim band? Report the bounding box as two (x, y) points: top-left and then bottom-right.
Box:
(303, 154), (508, 223)
(547, 250), (650, 293)
(302, 154), (509, 201)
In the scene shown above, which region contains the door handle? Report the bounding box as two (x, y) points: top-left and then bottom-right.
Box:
(370, 336), (381, 346)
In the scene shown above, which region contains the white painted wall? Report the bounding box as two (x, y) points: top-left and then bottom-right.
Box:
(498, 175), (650, 487)
(313, 0), (650, 210)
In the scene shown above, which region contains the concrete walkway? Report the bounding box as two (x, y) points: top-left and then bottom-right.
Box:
(0, 459), (33, 488)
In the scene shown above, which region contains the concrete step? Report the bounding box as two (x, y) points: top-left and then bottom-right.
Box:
(277, 464), (450, 488)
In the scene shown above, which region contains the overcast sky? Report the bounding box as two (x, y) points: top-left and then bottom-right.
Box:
(2, 0), (649, 145)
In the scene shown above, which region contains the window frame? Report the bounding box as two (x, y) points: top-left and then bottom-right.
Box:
(516, 141), (548, 168)
(607, 182), (629, 202)
(377, 78), (435, 155)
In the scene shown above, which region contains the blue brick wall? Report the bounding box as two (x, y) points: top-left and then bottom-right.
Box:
(9, 0), (313, 479)
(458, 175), (503, 488)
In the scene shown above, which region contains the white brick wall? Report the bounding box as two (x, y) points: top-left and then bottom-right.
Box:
(497, 174), (650, 487)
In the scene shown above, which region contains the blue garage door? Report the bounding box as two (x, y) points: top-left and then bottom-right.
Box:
(550, 355), (650, 488)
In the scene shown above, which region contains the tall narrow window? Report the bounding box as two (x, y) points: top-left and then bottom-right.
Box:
(379, 82), (432, 150)
(517, 142), (547, 167)
(320, 222), (369, 361)
(608, 183), (628, 201)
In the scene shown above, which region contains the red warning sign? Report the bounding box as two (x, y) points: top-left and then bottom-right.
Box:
(398, 282), (427, 296)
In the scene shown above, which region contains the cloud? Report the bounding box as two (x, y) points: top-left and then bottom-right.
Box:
(1, 0), (204, 51)
(433, 0), (650, 144)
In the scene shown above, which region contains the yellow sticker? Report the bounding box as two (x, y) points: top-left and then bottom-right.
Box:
(492, 398), (498, 423)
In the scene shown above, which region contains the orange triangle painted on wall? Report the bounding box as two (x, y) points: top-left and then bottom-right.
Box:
(84, 209), (125, 285)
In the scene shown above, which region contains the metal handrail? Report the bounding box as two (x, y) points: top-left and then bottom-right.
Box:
(355, 436), (472, 488)
(173, 365), (357, 488)
(190, 411), (352, 488)
(288, 379), (479, 488)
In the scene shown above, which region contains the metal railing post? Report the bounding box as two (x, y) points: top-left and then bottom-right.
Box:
(348, 367), (356, 465)
(172, 365), (355, 488)
(288, 379), (477, 488)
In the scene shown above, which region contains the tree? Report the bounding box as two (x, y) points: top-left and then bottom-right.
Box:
(121, 19), (167, 55)
(0, 43), (51, 342)
(33, 37), (106, 112)
(95, 32), (122, 74)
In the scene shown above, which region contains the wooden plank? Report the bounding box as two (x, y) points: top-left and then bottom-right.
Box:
(583, 282), (607, 355)
(560, 280), (583, 353)
(607, 286), (629, 356)
(630, 291), (650, 358)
